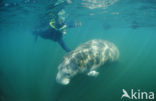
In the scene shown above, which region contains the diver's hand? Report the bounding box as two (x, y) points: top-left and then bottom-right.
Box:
(66, 21), (82, 28)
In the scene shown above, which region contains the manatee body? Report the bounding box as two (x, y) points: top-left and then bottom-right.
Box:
(56, 39), (119, 85)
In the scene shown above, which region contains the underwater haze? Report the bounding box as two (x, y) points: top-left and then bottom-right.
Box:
(0, 0), (156, 101)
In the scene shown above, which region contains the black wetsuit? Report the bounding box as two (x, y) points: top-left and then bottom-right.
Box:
(34, 1), (70, 52)
(34, 26), (70, 52)
(37, 27), (62, 41)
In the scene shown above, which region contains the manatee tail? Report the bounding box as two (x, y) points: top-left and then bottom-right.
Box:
(58, 38), (70, 52)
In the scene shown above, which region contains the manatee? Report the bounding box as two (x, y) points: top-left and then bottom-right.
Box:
(56, 39), (119, 85)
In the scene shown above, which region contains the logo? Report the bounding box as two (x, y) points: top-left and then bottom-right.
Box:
(121, 89), (155, 100)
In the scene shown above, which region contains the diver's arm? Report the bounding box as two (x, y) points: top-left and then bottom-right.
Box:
(58, 38), (70, 52)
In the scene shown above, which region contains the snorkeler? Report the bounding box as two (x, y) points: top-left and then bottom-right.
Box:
(33, 17), (70, 52)
(33, 0), (82, 52)
(33, 1), (71, 52)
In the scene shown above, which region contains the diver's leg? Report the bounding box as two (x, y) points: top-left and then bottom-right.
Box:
(58, 38), (70, 52)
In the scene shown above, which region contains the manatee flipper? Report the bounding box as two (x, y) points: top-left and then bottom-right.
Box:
(87, 70), (99, 77)
(57, 38), (70, 52)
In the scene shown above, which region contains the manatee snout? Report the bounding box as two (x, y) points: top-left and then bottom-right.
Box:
(56, 59), (79, 85)
(56, 63), (72, 85)
(56, 72), (70, 85)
